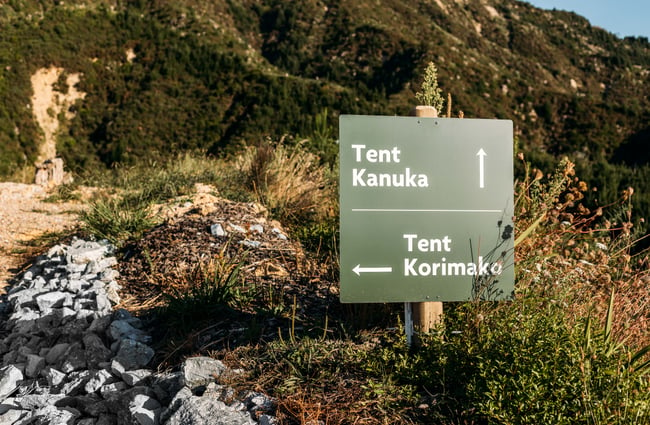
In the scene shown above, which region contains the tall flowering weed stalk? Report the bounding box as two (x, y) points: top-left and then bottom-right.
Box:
(415, 61), (445, 112)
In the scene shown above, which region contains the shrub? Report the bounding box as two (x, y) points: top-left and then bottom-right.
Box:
(405, 287), (650, 424)
(397, 156), (650, 424)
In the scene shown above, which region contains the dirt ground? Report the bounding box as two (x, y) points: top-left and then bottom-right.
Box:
(0, 182), (86, 293)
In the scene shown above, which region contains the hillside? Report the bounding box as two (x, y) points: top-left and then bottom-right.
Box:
(0, 0), (649, 228)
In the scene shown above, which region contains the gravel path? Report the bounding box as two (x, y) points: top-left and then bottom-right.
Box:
(0, 182), (85, 292)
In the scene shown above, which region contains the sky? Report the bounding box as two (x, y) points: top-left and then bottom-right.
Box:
(524, 0), (650, 39)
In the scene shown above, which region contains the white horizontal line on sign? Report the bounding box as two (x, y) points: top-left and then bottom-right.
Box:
(351, 208), (502, 213)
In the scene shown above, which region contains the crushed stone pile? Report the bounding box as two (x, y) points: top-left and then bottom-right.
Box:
(0, 238), (277, 425)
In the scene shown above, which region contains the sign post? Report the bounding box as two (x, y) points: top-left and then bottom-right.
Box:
(410, 106), (443, 336)
(339, 114), (515, 329)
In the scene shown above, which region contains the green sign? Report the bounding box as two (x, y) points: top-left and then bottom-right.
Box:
(339, 115), (515, 303)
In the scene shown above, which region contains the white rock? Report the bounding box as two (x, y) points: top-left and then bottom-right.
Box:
(0, 365), (23, 401)
(115, 339), (155, 371)
(45, 343), (70, 365)
(129, 394), (161, 425)
(0, 408), (27, 423)
(0, 397), (18, 414)
(66, 241), (108, 265)
(47, 244), (67, 257)
(83, 332), (112, 367)
(14, 393), (65, 410)
(210, 223), (226, 236)
(35, 291), (71, 312)
(259, 415), (279, 425)
(100, 381), (129, 401)
(181, 357), (227, 389)
(249, 224), (264, 234)
(42, 367), (66, 387)
(105, 281), (122, 305)
(29, 405), (78, 424)
(95, 294), (112, 314)
(229, 223), (246, 233)
(240, 240), (262, 248)
(59, 344), (87, 373)
(60, 370), (92, 396)
(65, 279), (86, 293)
(123, 369), (153, 387)
(165, 396), (255, 425)
(110, 320), (151, 344)
(271, 228), (288, 240)
(245, 391), (276, 413)
(110, 360), (126, 378)
(85, 369), (114, 394)
(7, 288), (41, 308)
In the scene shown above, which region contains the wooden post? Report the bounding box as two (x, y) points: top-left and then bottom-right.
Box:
(408, 105), (444, 335)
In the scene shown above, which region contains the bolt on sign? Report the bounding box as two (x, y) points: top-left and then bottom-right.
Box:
(339, 115), (515, 303)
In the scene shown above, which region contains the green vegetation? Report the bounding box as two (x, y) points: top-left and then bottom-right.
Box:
(229, 138), (337, 224)
(162, 258), (250, 328)
(232, 155), (650, 424)
(80, 195), (157, 246)
(78, 152), (219, 245)
(42, 183), (82, 203)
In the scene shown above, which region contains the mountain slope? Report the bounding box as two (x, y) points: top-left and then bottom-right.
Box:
(0, 0), (648, 222)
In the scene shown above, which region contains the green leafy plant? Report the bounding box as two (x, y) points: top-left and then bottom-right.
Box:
(80, 152), (225, 246)
(579, 289), (650, 424)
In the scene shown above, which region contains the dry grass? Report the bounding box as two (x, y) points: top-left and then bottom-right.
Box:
(514, 155), (650, 348)
(232, 138), (337, 224)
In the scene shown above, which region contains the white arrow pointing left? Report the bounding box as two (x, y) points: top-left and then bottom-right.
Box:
(353, 265), (393, 276)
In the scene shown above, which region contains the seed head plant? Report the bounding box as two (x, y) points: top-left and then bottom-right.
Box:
(415, 62), (445, 113)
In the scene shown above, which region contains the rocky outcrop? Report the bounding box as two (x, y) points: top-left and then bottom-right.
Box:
(0, 238), (277, 424)
(35, 157), (70, 188)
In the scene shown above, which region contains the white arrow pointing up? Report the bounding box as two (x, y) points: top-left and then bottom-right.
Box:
(353, 265), (393, 276)
(477, 148), (487, 189)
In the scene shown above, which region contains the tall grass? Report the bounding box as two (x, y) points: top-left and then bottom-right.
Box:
(79, 194), (157, 246)
(230, 138), (337, 224)
(162, 257), (250, 328)
(79, 152), (223, 246)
